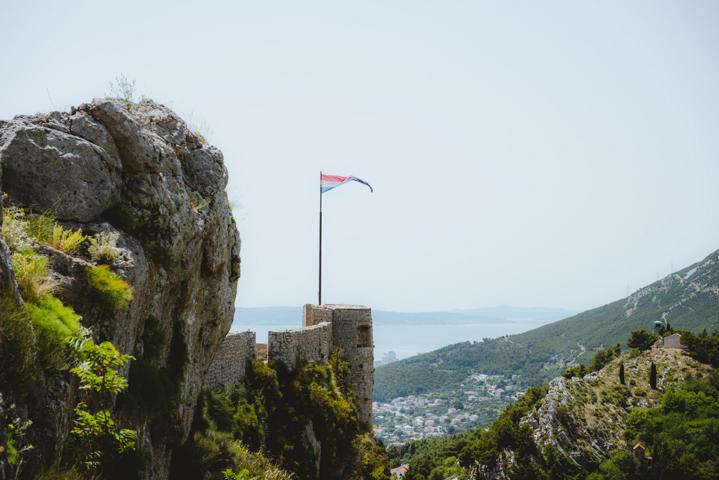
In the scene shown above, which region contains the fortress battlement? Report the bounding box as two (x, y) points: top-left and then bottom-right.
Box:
(205, 304), (374, 426)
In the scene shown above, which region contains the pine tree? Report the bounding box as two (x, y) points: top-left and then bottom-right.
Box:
(619, 362), (625, 385)
(649, 362), (657, 389)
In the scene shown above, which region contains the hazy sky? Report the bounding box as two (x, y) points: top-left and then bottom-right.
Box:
(2, 1), (718, 312)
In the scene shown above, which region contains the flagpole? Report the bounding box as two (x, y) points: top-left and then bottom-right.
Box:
(318, 171), (323, 305)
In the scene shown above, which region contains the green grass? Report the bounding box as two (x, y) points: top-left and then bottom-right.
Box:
(26, 211), (55, 243)
(25, 294), (83, 370)
(87, 265), (133, 308)
(12, 251), (58, 302)
(25, 294), (82, 341)
(0, 296), (39, 394)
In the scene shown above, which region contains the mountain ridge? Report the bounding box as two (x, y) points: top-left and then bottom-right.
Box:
(375, 248), (719, 402)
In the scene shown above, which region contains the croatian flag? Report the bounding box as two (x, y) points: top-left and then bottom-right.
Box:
(320, 173), (374, 194)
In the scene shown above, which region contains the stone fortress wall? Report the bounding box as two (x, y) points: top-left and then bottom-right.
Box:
(268, 322), (331, 369)
(205, 304), (374, 427)
(205, 330), (256, 388)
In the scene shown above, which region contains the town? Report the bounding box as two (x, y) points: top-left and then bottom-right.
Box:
(373, 372), (524, 443)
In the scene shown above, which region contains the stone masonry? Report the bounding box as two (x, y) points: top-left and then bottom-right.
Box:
(303, 304), (374, 427)
(268, 322), (332, 370)
(205, 304), (375, 428)
(205, 331), (256, 388)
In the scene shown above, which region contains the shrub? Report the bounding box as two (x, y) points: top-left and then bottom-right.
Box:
(12, 251), (58, 302)
(682, 330), (719, 367)
(48, 224), (86, 253)
(87, 231), (121, 263)
(590, 344), (621, 371)
(70, 339), (136, 473)
(352, 433), (391, 480)
(87, 265), (133, 308)
(34, 468), (87, 480)
(627, 330), (659, 351)
(190, 430), (292, 480)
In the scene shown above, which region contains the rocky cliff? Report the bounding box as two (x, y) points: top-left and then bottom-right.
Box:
(0, 98), (240, 478)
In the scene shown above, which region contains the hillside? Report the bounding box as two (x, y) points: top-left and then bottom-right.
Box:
(389, 336), (719, 479)
(375, 249), (719, 403)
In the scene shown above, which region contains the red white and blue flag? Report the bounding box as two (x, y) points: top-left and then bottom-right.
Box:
(320, 173), (373, 194)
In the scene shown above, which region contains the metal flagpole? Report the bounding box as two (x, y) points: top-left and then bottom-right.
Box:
(318, 171), (323, 305)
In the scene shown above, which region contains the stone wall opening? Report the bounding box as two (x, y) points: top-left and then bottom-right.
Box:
(356, 325), (371, 348)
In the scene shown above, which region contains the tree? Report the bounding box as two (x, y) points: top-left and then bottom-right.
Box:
(627, 330), (659, 351)
(619, 363), (625, 385)
(70, 338), (136, 472)
(649, 362), (657, 390)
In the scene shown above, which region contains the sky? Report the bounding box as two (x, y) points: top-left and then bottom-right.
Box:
(1, 1), (718, 312)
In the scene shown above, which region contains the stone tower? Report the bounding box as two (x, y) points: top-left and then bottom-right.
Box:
(303, 304), (374, 427)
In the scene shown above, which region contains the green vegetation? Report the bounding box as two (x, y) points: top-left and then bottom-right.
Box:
(376, 249), (719, 402)
(87, 231), (121, 264)
(619, 362), (625, 385)
(391, 331), (719, 480)
(12, 251), (57, 302)
(589, 370), (719, 480)
(26, 211), (56, 243)
(3, 202), (87, 253)
(87, 265), (133, 308)
(0, 296), (38, 395)
(389, 386), (548, 480)
(2, 200), (32, 251)
(25, 294), (82, 370)
(649, 362), (657, 390)
(47, 224), (86, 254)
(69, 338), (136, 474)
(563, 343), (621, 380)
(173, 350), (389, 480)
(681, 329), (719, 367)
(627, 330), (658, 351)
(1, 199), (141, 478)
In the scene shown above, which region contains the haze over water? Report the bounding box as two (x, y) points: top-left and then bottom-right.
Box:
(232, 306), (574, 360)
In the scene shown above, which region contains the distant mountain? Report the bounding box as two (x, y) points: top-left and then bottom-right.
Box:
(375, 249), (719, 401)
(231, 306), (575, 329)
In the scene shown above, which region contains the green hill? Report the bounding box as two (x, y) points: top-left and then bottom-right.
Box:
(375, 249), (719, 401)
(388, 332), (719, 480)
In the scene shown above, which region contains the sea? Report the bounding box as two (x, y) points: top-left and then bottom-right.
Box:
(232, 319), (550, 361)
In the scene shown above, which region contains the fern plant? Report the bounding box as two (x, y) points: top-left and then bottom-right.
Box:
(48, 224), (86, 254)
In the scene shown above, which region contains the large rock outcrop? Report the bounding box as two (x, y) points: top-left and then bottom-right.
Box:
(0, 99), (241, 479)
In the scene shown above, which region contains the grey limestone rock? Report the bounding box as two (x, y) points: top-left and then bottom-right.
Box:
(0, 98), (241, 479)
